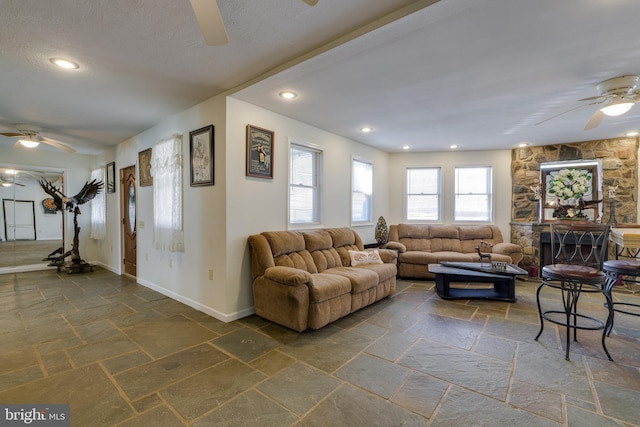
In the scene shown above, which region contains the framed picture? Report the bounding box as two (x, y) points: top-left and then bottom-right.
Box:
(106, 161), (116, 194)
(189, 125), (214, 186)
(138, 148), (153, 187)
(246, 125), (274, 179)
(540, 160), (602, 221)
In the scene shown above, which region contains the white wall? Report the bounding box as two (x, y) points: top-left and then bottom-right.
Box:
(93, 95), (230, 318)
(225, 97), (391, 316)
(387, 149), (513, 240)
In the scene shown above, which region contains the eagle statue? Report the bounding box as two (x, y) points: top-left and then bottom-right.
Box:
(39, 178), (104, 272)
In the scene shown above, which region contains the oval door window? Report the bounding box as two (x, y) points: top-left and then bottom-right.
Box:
(128, 182), (135, 234)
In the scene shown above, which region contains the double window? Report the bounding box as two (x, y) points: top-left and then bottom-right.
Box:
(405, 166), (493, 222)
(289, 143), (321, 226)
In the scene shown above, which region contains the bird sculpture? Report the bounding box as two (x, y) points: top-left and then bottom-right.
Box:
(39, 178), (104, 273)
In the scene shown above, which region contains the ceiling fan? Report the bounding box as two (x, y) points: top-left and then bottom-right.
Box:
(0, 124), (76, 153)
(190, 0), (319, 46)
(538, 75), (640, 130)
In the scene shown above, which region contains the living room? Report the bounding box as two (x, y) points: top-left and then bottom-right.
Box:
(2, 1), (640, 425)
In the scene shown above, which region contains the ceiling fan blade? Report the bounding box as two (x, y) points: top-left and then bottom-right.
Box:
(41, 137), (76, 153)
(190, 0), (228, 46)
(0, 132), (24, 137)
(535, 104), (590, 126)
(302, 0), (319, 5)
(584, 109), (605, 130)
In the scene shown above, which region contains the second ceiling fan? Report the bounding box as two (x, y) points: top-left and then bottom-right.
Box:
(190, 0), (319, 46)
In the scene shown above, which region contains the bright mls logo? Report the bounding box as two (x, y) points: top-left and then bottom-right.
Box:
(1, 405), (69, 426)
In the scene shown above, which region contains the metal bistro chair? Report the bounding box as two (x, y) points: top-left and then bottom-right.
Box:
(535, 223), (613, 361)
(603, 259), (640, 335)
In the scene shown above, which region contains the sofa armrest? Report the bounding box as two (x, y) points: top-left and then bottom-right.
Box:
(492, 242), (523, 265)
(264, 266), (313, 286)
(384, 241), (406, 253)
(377, 248), (398, 264)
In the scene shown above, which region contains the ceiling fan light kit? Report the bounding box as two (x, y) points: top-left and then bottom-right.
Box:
(600, 99), (634, 116)
(19, 138), (40, 148)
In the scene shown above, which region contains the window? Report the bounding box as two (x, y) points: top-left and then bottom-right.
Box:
(351, 158), (373, 224)
(150, 134), (184, 252)
(454, 166), (492, 222)
(406, 167), (441, 221)
(289, 143), (321, 226)
(90, 167), (106, 239)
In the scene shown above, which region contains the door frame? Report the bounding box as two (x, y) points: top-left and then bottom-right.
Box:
(120, 165), (137, 278)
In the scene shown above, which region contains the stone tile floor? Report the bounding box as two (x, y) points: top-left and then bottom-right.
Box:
(1, 268), (639, 426)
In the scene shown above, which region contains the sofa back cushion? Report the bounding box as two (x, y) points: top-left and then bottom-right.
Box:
(459, 226), (501, 253)
(428, 226), (462, 252)
(303, 230), (342, 272)
(327, 227), (364, 266)
(396, 224), (432, 252)
(263, 231), (319, 274)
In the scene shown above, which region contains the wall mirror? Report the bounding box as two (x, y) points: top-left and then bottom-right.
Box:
(540, 160), (603, 222)
(0, 165), (65, 272)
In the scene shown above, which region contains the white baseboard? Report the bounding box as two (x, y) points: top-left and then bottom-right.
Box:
(136, 277), (255, 323)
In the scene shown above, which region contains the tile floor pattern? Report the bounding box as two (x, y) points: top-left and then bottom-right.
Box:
(1, 268), (640, 426)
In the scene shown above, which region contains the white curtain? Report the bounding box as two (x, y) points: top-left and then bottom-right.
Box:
(90, 167), (106, 240)
(150, 134), (184, 252)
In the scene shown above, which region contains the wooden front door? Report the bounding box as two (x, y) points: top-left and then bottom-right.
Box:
(121, 165), (137, 276)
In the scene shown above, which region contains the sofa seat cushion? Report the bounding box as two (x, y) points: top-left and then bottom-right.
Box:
(434, 252), (474, 263)
(309, 273), (351, 303)
(399, 251), (440, 265)
(324, 267), (379, 294)
(356, 263), (397, 283)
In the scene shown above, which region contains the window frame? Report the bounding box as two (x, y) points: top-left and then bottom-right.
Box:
(288, 142), (323, 229)
(453, 165), (493, 223)
(351, 157), (373, 226)
(405, 166), (442, 222)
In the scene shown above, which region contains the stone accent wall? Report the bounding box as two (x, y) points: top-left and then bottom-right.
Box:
(511, 137), (638, 271)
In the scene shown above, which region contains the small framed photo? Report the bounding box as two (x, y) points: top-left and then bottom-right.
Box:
(106, 161), (116, 193)
(246, 125), (274, 179)
(189, 125), (214, 186)
(139, 148), (153, 187)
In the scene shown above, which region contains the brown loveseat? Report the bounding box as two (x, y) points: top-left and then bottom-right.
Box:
(248, 227), (397, 332)
(387, 224), (523, 279)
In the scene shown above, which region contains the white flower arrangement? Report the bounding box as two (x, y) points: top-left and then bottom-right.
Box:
(548, 168), (592, 217)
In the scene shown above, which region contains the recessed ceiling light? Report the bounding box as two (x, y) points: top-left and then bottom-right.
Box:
(402, 145), (410, 150)
(450, 144), (458, 149)
(517, 143), (528, 147)
(279, 91), (297, 100)
(625, 131), (639, 136)
(49, 57), (80, 70)
(360, 127), (372, 133)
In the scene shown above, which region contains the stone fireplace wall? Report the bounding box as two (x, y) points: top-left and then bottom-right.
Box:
(511, 137), (638, 271)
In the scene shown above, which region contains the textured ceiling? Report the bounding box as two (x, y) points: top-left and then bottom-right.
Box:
(1, 0), (640, 155)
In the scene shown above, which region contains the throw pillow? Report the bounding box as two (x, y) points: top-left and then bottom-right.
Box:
(349, 249), (384, 266)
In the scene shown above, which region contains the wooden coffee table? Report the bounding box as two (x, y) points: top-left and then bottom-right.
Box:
(428, 262), (527, 302)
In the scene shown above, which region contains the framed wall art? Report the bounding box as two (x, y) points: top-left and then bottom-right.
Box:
(138, 148), (153, 187)
(189, 125), (214, 187)
(540, 160), (602, 221)
(106, 161), (116, 193)
(246, 125), (274, 179)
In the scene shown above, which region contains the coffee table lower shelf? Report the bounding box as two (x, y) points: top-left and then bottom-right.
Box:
(428, 264), (518, 302)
